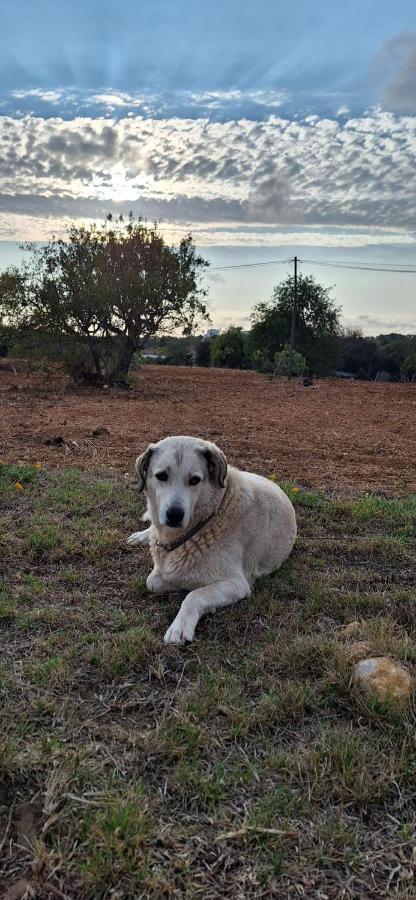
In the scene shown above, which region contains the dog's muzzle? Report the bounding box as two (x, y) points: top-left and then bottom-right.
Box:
(165, 505), (185, 528)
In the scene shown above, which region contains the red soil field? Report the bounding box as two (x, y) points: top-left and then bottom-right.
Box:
(1, 363), (415, 493)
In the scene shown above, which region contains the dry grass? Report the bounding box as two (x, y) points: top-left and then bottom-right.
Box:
(1, 462), (416, 898)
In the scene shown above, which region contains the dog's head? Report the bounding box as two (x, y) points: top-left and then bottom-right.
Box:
(135, 435), (227, 529)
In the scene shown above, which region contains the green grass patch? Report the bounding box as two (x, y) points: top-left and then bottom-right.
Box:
(89, 623), (158, 676)
(0, 465), (415, 897)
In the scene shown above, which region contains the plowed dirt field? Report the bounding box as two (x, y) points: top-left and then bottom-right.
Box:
(1, 363), (415, 493)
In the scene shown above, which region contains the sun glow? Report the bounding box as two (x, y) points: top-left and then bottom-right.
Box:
(92, 165), (149, 202)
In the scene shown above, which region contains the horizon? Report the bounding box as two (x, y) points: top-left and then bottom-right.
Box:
(1, 0), (416, 334)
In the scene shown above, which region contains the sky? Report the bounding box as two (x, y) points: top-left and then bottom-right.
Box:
(1, 0), (416, 334)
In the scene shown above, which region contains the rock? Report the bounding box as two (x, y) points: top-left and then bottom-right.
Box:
(354, 656), (413, 709)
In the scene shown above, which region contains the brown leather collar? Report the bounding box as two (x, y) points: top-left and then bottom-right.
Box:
(155, 512), (215, 552)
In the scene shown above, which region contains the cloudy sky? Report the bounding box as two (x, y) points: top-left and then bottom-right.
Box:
(1, 0), (416, 333)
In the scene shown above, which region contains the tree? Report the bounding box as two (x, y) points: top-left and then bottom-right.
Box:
(0, 321), (14, 357)
(250, 349), (275, 374)
(248, 274), (342, 375)
(246, 306), (286, 365)
(274, 345), (306, 377)
(195, 337), (212, 367)
(402, 352), (416, 380)
(0, 215), (209, 385)
(375, 333), (416, 377)
(157, 335), (195, 365)
(210, 327), (249, 369)
(340, 328), (379, 379)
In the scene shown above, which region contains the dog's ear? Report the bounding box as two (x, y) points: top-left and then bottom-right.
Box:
(203, 445), (227, 489)
(134, 445), (154, 491)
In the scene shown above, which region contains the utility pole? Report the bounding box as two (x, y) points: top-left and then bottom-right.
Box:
(287, 255), (298, 379)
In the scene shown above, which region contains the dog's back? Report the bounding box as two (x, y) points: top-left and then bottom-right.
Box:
(228, 468), (297, 581)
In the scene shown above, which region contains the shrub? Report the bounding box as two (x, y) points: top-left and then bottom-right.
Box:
(274, 345), (306, 376)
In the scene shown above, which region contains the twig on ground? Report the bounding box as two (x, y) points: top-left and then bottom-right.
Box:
(216, 825), (298, 842)
(0, 801), (15, 852)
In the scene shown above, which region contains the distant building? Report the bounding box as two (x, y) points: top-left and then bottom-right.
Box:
(203, 328), (220, 341)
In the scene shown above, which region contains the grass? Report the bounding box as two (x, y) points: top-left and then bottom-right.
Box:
(0, 462), (416, 897)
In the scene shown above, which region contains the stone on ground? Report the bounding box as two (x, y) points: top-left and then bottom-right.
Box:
(354, 656), (413, 709)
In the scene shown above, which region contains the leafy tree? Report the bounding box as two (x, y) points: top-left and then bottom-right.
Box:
(157, 335), (196, 365)
(210, 326), (249, 369)
(0, 321), (14, 357)
(195, 337), (212, 367)
(274, 345), (306, 377)
(402, 352), (416, 380)
(250, 348), (275, 374)
(248, 274), (342, 375)
(340, 329), (379, 379)
(375, 333), (416, 376)
(246, 306), (286, 365)
(0, 215), (209, 386)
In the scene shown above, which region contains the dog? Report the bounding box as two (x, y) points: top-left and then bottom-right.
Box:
(127, 436), (297, 644)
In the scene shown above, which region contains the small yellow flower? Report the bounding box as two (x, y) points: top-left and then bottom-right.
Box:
(34, 463), (42, 470)
(268, 474), (278, 483)
(292, 487), (300, 493)
(15, 482), (24, 491)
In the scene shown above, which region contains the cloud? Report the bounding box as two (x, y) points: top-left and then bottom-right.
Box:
(189, 229), (416, 248)
(376, 32), (416, 114)
(4, 86), (289, 122)
(11, 88), (64, 104)
(343, 314), (416, 336)
(0, 108), (415, 243)
(245, 172), (297, 224)
(336, 105), (351, 117)
(89, 91), (155, 113)
(186, 89), (287, 110)
(90, 92), (139, 108)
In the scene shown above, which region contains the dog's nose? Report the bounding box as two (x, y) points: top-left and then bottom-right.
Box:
(166, 506), (185, 527)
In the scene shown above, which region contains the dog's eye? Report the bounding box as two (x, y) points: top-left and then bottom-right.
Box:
(155, 472), (168, 482)
(189, 476), (201, 486)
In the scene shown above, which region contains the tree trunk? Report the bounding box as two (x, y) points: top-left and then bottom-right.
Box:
(110, 337), (136, 387)
(86, 337), (104, 383)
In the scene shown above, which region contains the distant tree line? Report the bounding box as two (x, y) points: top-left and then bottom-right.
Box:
(197, 324), (416, 381)
(145, 275), (416, 381)
(1, 218), (415, 383)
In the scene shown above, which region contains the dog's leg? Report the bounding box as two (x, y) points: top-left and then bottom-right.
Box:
(146, 568), (172, 594)
(127, 499), (153, 546)
(164, 575), (250, 644)
(126, 527), (152, 546)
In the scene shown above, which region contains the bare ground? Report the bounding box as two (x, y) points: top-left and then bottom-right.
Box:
(1, 363), (416, 493)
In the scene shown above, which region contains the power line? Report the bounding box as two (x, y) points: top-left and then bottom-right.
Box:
(302, 257), (416, 269)
(302, 259), (416, 274)
(210, 258), (291, 271)
(209, 257), (416, 274)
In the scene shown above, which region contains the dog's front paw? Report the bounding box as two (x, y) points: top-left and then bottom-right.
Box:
(164, 615), (195, 645)
(127, 529), (150, 546)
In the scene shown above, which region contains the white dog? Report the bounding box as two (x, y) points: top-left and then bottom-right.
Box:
(127, 436), (297, 644)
